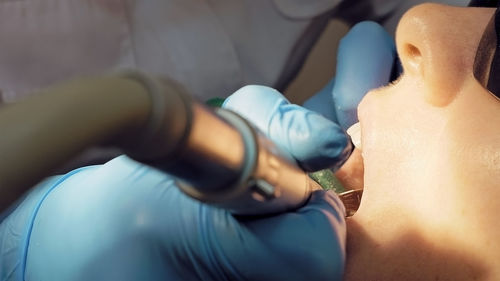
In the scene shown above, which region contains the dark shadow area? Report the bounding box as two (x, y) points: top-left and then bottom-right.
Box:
(343, 218), (490, 281)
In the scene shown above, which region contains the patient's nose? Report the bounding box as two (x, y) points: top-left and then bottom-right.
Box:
(395, 3), (494, 106)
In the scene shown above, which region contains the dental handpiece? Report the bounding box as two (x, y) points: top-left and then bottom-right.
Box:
(0, 72), (323, 215)
(122, 73), (323, 215)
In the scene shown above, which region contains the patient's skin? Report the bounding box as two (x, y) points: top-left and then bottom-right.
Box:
(344, 4), (500, 281)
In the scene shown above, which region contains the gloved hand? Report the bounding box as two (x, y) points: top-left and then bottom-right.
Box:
(303, 21), (398, 130)
(0, 90), (347, 281)
(0, 21), (397, 281)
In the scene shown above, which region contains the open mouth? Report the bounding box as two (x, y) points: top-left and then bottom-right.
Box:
(336, 122), (364, 217)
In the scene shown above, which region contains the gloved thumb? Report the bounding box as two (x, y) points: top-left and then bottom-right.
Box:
(223, 85), (351, 171)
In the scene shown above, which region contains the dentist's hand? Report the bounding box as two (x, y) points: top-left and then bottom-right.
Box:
(1, 87), (348, 281)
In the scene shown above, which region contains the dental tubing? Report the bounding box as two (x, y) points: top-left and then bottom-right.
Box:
(0, 72), (322, 215)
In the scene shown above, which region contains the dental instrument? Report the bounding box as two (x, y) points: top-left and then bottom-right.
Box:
(0, 72), (343, 215)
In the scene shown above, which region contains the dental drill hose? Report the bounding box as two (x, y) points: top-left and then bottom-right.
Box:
(0, 72), (321, 215)
(0, 76), (151, 212)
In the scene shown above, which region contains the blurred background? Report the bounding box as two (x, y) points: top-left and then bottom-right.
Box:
(285, 20), (349, 104)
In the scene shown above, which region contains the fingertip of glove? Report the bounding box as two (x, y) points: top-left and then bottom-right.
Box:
(285, 111), (350, 171)
(338, 21), (395, 69)
(342, 21), (394, 49)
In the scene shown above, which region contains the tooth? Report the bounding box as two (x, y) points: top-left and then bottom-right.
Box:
(347, 122), (362, 150)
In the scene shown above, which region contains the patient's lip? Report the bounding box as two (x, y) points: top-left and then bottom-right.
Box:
(347, 122), (362, 150)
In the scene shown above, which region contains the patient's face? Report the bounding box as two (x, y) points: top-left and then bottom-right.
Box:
(345, 4), (500, 280)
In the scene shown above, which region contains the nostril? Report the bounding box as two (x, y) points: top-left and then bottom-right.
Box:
(405, 43), (421, 59)
(404, 43), (423, 73)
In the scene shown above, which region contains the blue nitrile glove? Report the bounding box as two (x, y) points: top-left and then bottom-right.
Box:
(222, 86), (352, 172)
(303, 21), (398, 130)
(0, 90), (347, 281)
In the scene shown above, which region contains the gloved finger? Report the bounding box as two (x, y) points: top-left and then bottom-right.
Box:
(208, 190), (346, 281)
(302, 77), (338, 122)
(333, 21), (398, 130)
(222, 85), (352, 171)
